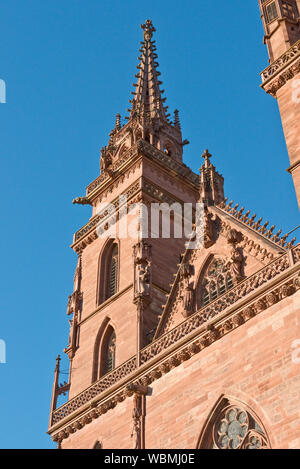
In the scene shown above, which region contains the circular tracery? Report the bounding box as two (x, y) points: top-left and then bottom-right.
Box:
(212, 405), (269, 450)
(215, 407), (248, 449)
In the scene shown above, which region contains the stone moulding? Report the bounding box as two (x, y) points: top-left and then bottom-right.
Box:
(49, 246), (300, 440)
(72, 180), (142, 248)
(72, 177), (192, 252)
(260, 40), (300, 96)
(86, 139), (199, 198)
(51, 355), (137, 425)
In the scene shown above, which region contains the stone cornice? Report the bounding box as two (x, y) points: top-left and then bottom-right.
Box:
(71, 180), (142, 252)
(78, 282), (168, 328)
(287, 158), (300, 174)
(78, 284), (133, 327)
(260, 39), (300, 96)
(85, 139), (199, 200)
(72, 177), (194, 253)
(48, 246), (300, 441)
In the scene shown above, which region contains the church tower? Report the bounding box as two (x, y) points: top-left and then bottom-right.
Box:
(48, 20), (208, 445)
(259, 0), (300, 206)
(48, 16), (300, 451)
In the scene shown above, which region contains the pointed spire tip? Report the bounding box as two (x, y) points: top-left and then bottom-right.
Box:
(141, 19), (156, 41)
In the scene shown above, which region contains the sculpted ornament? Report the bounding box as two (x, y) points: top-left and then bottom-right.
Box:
(100, 147), (112, 174)
(137, 263), (151, 296)
(72, 197), (91, 206)
(131, 394), (142, 449)
(179, 262), (194, 317)
(203, 206), (215, 248)
(227, 229), (244, 283)
(133, 241), (152, 300)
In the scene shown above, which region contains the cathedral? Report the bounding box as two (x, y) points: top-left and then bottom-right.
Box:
(48, 2), (300, 449)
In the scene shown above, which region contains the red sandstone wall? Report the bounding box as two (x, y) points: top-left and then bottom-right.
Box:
(62, 291), (300, 449)
(277, 71), (300, 205)
(69, 213), (190, 397)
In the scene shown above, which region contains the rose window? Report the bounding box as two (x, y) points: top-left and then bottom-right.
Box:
(216, 407), (248, 449)
(202, 402), (270, 450)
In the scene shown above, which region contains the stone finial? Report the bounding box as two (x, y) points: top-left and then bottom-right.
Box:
(174, 109), (181, 129)
(141, 19), (156, 41)
(201, 149), (212, 169)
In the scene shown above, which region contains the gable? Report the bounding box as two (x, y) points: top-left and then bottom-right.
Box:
(154, 203), (289, 338)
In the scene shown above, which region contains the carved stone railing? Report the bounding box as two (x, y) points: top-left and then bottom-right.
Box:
(51, 246), (299, 427)
(260, 39), (300, 83)
(51, 356), (137, 425)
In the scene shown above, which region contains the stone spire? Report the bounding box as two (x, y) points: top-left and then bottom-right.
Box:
(199, 149), (224, 206)
(129, 19), (170, 124)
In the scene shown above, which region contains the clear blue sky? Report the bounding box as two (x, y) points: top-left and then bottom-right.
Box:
(0, 0), (298, 449)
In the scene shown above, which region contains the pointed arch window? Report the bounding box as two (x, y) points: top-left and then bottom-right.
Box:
(97, 241), (119, 305)
(198, 398), (270, 449)
(103, 328), (116, 375)
(200, 258), (234, 307)
(93, 441), (102, 449)
(108, 245), (118, 299)
(92, 322), (117, 382)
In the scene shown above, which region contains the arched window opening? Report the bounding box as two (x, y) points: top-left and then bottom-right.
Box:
(200, 257), (234, 307)
(103, 328), (116, 375)
(108, 245), (118, 299)
(198, 398), (270, 449)
(92, 321), (117, 382)
(98, 241), (119, 306)
(164, 142), (175, 157)
(93, 441), (102, 449)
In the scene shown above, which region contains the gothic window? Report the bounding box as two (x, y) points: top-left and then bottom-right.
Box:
(93, 321), (117, 382)
(97, 241), (119, 305)
(163, 141), (176, 157)
(198, 398), (270, 449)
(108, 244), (118, 299)
(93, 441), (102, 449)
(266, 2), (279, 23)
(200, 258), (233, 307)
(103, 328), (116, 375)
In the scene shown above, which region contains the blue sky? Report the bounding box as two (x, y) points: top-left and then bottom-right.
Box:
(0, 0), (298, 449)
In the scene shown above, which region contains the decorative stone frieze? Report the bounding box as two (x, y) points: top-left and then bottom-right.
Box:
(260, 39), (300, 96)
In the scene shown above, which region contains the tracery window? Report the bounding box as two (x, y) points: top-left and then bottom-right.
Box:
(198, 398), (270, 449)
(201, 258), (233, 307)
